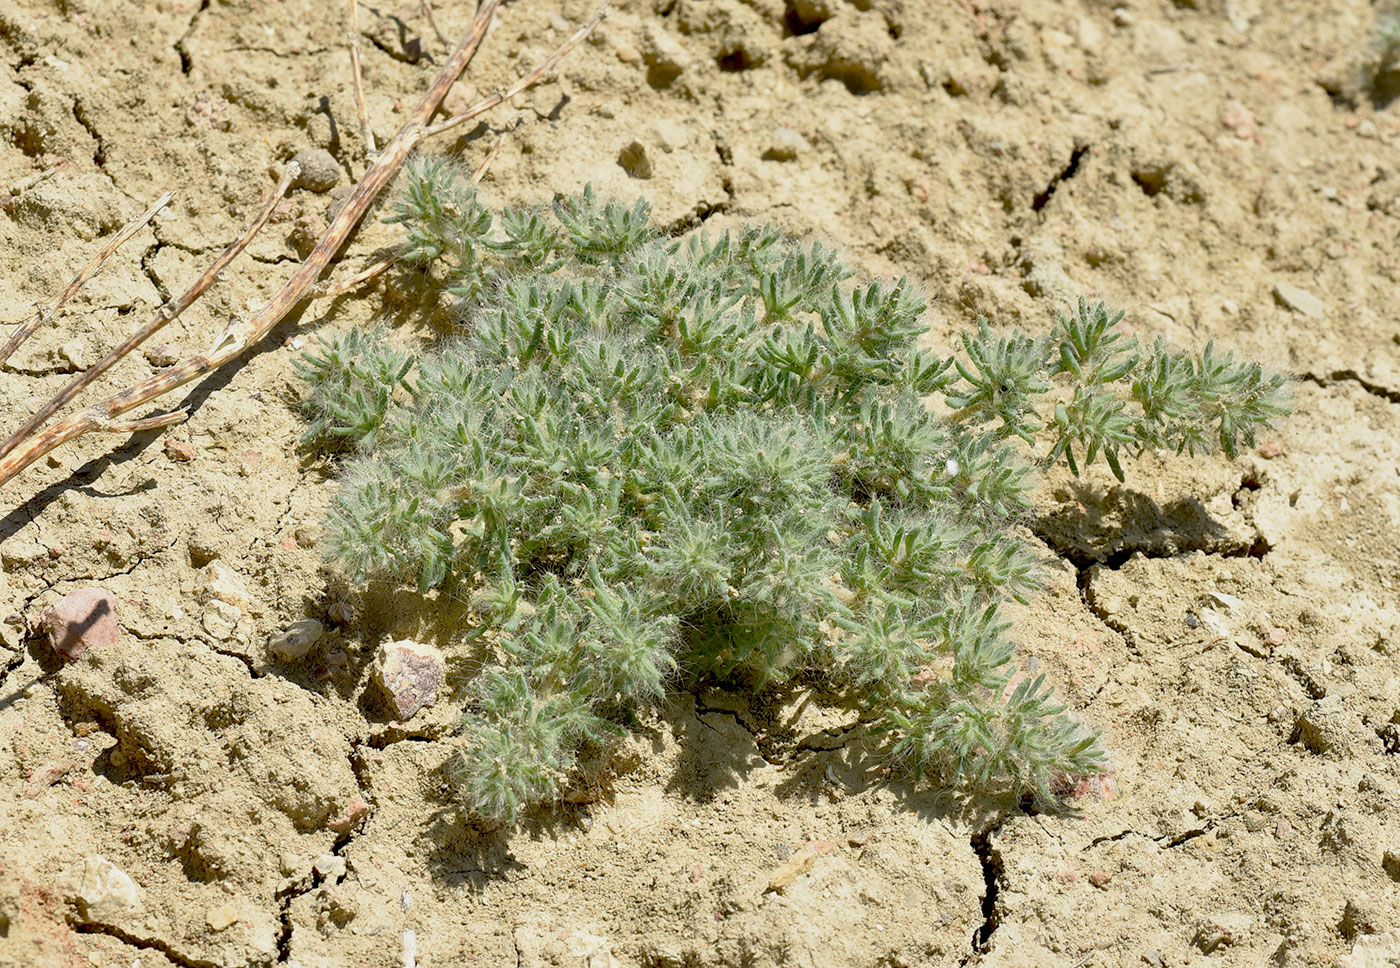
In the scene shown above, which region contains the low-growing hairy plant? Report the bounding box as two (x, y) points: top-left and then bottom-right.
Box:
(300, 157), (1290, 825)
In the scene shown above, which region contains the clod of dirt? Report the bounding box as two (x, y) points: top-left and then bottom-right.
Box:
(1273, 282), (1326, 319)
(57, 635), (361, 830)
(269, 618), (324, 662)
(1294, 696), (1373, 756)
(143, 343), (179, 367)
(41, 586), (120, 659)
(1340, 930), (1400, 968)
(763, 126), (806, 162)
(639, 23), (692, 89)
(290, 148), (342, 193)
(618, 139), (653, 179)
(61, 855), (142, 922)
(202, 599), (247, 643)
(1192, 912), (1254, 954)
(289, 211), (328, 258)
(786, 9), (893, 94)
(372, 639), (445, 720)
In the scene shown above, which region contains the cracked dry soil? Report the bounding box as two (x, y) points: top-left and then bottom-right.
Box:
(2, 0), (1399, 965)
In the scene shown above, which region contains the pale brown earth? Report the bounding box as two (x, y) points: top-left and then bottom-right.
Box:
(1, 0), (1399, 965)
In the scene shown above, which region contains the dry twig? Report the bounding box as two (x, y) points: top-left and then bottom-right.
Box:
(421, 0), (452, 52)
(0, 190), (171, 369)
(0, 166), (296, 461)
(424, 9), (604, 139)
(0, 0), (608, 488)
(348, 0), (377, 158)
(3, 159), (68, 202)
(311, 132), (504, 301)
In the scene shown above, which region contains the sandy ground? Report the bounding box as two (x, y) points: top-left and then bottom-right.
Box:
(1, 0), (1398, 965)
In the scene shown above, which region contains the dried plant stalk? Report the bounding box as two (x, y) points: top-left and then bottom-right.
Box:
(0, 0), (608, 488)
(348, 0), (377, 157)
(2, 159), (67, 201)
(0, 190), (171, 368)
(0, 166), (296, 462)
(311, 132), (503, 301)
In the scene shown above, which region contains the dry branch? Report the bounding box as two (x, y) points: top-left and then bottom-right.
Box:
(3, 159), (67, 202)
(348, 0), (377, 158)
(311, 132), (504, 301)
(0, 190), (171, 368)
(0, 166), (296, 462)
(0, 0), (609, 488)
(424, 8), (604, 139)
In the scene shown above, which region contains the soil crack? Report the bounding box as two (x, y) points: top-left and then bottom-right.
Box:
(1303, 370), (1400, 406)
(142, 242), (173, 302)
(71, 921), (219, 968)
(1031, 144), (1090, 213)
(1155, 822), (1214, 849)
(174, 0), (212, 75)
(70, 96), (107, 169)
(966, 825), (1004, 959)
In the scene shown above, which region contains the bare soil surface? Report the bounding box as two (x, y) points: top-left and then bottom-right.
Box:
(2, 0), (1399, 965)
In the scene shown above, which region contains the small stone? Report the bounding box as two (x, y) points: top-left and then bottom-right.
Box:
(164, 438), (196, 462)
(763, 126), (806, 162)
(326, 600), (354, 627)
(765, 843), (819, 893)
(288, 212), (327, 259)
(617, 140), (653, 180)
(326, 796), (370, 836)
(22, 760), (76, 798)
(312, 854), (347, 881)
(290, 149), (342, 194)
(195, 561), (251, 610)
(143, 343), (178, 367)
(615, 44), (640, 63)
(1206, 591), (1246, 616)
(373, 639), (444, 720)
(1275, 818), (1296, 841)
(202, 599), (244, 641)
(441, 80), (476, 118)
(42, 587), (120, 659)
(1193, 913), (1252, 953)
(1267, 627), (1287, 646)
(279, 852), (303, 877)
(1089, 870), (1114, 888)
(207, 901), (239, 931)
(269, 618), (325, 662)
(61, 855), (142, 922)
(1258, 440), (1283, 459)
(1382, 850), (1400, 881)
(1273, 282), (1325, 318)
(1220, 100), (1258, 139)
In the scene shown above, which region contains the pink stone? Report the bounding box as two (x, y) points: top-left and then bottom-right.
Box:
(372, 639), (445, 720)
(42, 587), (120, 659)
(326, 796), (370, 835)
